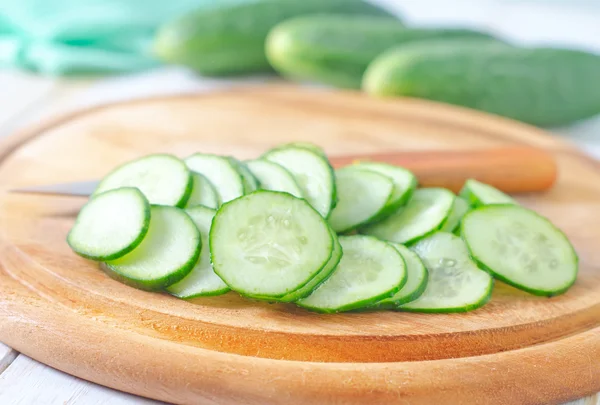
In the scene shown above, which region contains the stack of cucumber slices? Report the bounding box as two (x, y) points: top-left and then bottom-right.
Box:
(67, 144), (578, 313)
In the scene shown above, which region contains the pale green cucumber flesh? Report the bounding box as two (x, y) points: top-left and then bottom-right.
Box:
(278, 227), (342, 302)
(459, 179), (516, 207)
(361, 188), (455, 244)
(461, 204), (578, 296)
(246, 159), (303, 198)
(167, 206), (229, 299)
(185, 172), (220, 209)
(105, 206), (201, 291)
(67, 187), (150, 261)
(328, 167), (394, 233)
(210, 191), (334, 299)
(228, 157), (260, 193)
(94, 154), (192, 207)
(185, 154), (244, 203)
(372, 243), (428, 308)
(441, 196), (471, 232)
(263, 146), (336, 218)
(353, 162), (417, 220)
(297, 235), (407, 313)
(400, 232), (493, 313)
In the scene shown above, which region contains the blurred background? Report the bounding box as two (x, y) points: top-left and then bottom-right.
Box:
(1, 0), (600, 155)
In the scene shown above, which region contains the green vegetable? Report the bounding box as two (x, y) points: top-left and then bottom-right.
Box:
(154, 0), (396, 75)
(371, 243), (428, 309)
(266, 14), (498, 88)
(461, 204), (578, 296)
(297, 235), (407, 313)
(400, 232), (493, 313)
(361, 188), (455, 245)
(185, 172), (219, 209)
(460, 179), (516, 207)
(185, 154), (244, 204)
(263, 144), (337, 218)
(351, 161), (416, 221)
(210, 190), (337, 299)
(328, 167), (393, 233)
(246, 159), (303, 198)
(364, 46), (600, 126)
(167, 206), (229, 298)
(67, 188), (150, 261)
(94, 154), (192, 207)
(278, 226), (342, 302)
(104, 205), (201, 291)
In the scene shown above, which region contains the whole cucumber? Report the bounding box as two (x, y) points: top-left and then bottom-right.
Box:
(363, 46), (600, 127)
(153, 0), (397, 76)
(265, 14), (498, 88)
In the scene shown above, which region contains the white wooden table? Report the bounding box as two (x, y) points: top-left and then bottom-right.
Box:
(1, 1), (600, 403)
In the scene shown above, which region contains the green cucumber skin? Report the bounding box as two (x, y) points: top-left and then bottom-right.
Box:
(364, 46), (600, 127)
(103, 241), (200, 292)
(278, 229), (342, 302)
(398, 282), (493, 313)
(176, 287), (231, 300)
(298, 236), (407, 314)
(227, 157), (260, 193)
(176, 171), (195, 208)
(67, 188), (151, 262)
(299, 272), (403, 314)
(374, 267), (429, 310)
(210, 190), (335, 299)
(154, 0), (396, 76)
(368, 174), (417, 224)
(262, 144), (338, 215)
(103, 207), (201, 291)
(460, 204), (579, 297)
(266, 15), (498, 88)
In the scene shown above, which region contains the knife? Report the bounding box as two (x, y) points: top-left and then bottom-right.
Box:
(10, 146), (557, 196)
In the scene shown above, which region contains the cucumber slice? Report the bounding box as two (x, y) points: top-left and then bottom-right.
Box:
(278, 226), (342, 302)
(185, 154), (244, 203)
(263, 146), (336, 218)
(353, 162), (417, 219)
(441, 196), (470, 232)
(67, 187), (150, 261)
(210, 191), (334, 299)
(94, 154), (192, 207)
(185, 172), (219, 209)
(246, 159), (303, 198)
(228, 157), (260, 193)
(372, 243), (428, 308)
(105, 205), (201, 290)
(328, 167), (393, 233)
(297, 235), (407, 313)
(462, 205), (578, 296)
(280, 142), (327, 157)
(167, 206), (229, 298)
(361, 188), (455, 244)
(400, 232), (493, 313)
(460, 179), (516, 207)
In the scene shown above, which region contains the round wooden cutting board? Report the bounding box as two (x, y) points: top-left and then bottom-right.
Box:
(0, 86), (598, 405)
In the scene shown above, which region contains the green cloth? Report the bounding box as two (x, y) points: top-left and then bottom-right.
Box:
(0, 0), (249, 75)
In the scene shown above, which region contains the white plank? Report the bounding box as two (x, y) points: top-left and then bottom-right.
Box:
(0, 355), (164, 405)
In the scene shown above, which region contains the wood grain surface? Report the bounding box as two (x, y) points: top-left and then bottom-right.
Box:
(0, 86), (598, 405)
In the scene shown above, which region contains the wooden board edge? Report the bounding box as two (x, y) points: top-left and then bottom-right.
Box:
(1, 265), (599, 405)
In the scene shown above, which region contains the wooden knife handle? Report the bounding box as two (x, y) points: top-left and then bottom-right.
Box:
(330, 146), (557, 194)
